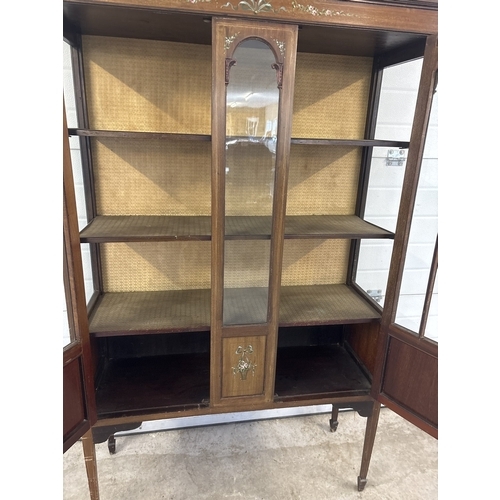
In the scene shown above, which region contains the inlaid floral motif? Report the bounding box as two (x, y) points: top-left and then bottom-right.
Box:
(222, 0), (286, 13)
(219, 0), (359, 18)
(225, 32), (240, 51)
(272, 37), (286, 56)
(292, 1), (358, 18)
(232, 345), (256, 380)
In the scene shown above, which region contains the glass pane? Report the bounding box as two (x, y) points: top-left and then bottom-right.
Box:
(64, 40), (94, 306)
(374, 59), (423, 142)
(355, 59), (423, 305)
(396, 86), (438, 338)
(223, 39), (279, 326)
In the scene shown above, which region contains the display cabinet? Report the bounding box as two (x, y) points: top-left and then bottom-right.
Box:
(63, 1), (438, 498)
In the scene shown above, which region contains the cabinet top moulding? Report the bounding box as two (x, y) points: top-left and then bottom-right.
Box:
(63, 2), (435, 58)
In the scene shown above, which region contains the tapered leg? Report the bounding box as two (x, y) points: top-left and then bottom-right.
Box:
(329, 405), (339, 432)
(108, 434), (116, 454)
(357, 401), (381, 491)
(82, 429), (100, 500)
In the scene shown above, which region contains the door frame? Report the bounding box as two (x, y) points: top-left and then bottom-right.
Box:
(63, 103), (97, 452)
(372, 34), (438, 438)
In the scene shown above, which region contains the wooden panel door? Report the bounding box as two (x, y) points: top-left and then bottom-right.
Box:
(63, 104), (97, 452)
(211, 19), (298, 407)
(372, 35), (438, 438)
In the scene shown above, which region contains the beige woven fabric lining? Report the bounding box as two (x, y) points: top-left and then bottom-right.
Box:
(101, 242), (211, 292)
(92, 138), (211, 216)
(281, 239), (350, 286)
(286, 145), (361, 215)
(82, 36), (211, 134)
(292, 52), (372, 139)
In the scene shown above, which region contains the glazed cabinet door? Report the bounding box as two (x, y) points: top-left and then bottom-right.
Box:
(63, 105), (97, 452)
(211, 19), (297, 407)
(373, 35), (438, 438)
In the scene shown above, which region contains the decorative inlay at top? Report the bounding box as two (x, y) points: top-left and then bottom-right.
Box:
(219, 1), (360, 18)
(222, 0), (285, 14)
(291, 1), (359, 18)
(225, 32), (240, 51)
(272, 37), (285, 56)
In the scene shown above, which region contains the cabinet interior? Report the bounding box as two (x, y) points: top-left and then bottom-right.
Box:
(64, 6), (427, 419)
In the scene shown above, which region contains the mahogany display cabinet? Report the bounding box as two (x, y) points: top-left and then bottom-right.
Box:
(63, 1), (438, 498)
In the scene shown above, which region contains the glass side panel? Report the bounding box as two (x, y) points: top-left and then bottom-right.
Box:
(64, 40), (94, 306)
(355, 59), (423, 306)
(374, 58), (423, 142)
(223, 39), (279, 326)
(395, 86), (438, 340)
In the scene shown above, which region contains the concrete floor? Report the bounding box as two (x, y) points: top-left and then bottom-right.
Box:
(63, 407), (437, 500)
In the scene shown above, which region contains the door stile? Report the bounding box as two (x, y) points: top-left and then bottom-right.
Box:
(64, 104), (97, 437)
(371, 35), (438, 435)
(264, 25), (298, 399)
(210, 19), (297, 406)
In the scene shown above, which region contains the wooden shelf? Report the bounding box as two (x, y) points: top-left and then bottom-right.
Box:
(274, 345), (371, 402)
(89, 289), (211, 336)
(89, 284), (380, 337)
(285, 216), (393, 239)
(291, 138), (409, 148)
(95, 344), (370, 418)
(68, 128), (211, 141)
(95, 353), (210, 418)
(68, 129), (408, 149)
(80, 215), (393, 242)
(280, 284), (380, 326)
(80, 216), (212, 242)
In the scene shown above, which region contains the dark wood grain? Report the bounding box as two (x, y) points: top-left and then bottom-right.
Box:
(63, 1), (436, 45)
(89, 289), (211, 336)
(275, 345), (371, 400)
(80, 216), (212, 242)
(88, 284), (380, 337)
(68, 129), (211, 141)
(80, 215), (393, 242)
(63, 357), (88, 451)
(381, 337), (437, 427)
(290, 138), (409, 147)
(95, 353), (210, 418)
